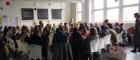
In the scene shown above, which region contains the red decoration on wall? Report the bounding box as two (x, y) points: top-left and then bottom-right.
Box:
(6, 1), (10, 6)
(5, 0), (11, 6)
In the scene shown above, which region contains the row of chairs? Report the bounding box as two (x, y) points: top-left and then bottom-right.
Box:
(90, 34), (111, 52)
(90, 32), (123, 53)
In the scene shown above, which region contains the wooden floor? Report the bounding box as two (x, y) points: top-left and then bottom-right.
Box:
(126, 47), (140, 60)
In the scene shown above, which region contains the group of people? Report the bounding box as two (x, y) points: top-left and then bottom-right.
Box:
(4, 12), (140, 60)
(0, 19), (127, 60)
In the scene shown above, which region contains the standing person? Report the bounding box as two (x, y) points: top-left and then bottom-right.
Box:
(29, 26), (42, 45)
(114, 22), (120, 33)
(85, 27), (99, 60)
(39, 21), (44, 32)
(64, 23), (69, 36)
(52, 24), (56, 33)
(0, 31), (4, 60)
(42, 26), (51, 60)
(52, 27), (73, 60)
(131, 13), (140, 53)
(100, 19), (110, 37)
(29, 26), (43, 60)
(69, 28), (88, 60)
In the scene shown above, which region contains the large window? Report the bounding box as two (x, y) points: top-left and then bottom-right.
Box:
(123, 6), (138, 22)
(94, 0), (104, 9)
(91, 0), (140, 23)
(76, 3), (82, 22)
(107, 0), (119, 8)
(123, 0), (139, 5)
(94, 10), (104, 23)
(107, 9), (119, 22)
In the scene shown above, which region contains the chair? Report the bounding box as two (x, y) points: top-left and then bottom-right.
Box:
(104, 34), (111, 46)
(117, 32), (123, 43)
(90, 39), (100, 52)
(98, 37), (105, 50)
(28, 44), (42, 60)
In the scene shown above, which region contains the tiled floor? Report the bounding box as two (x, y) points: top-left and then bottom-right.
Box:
(126, 47), (140, 60)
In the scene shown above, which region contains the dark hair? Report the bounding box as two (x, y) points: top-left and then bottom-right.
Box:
(84, 23), (89, 30)
(108, 23), (113, 29)
(134, 13), (139, 16)
(90, 27), (98, 36)
(134, 13), (139, 18)
(120, 23), (124, 26)
(33, 26), (40, 35)
(64, 23), (67, 26)
(79, 23), (84, 31)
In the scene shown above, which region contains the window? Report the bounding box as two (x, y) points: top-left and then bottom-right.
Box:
(94, 0), (104, 9)
(94, 10), (104, 23)
(123, 6), (138, 22)
(91, 0), (140, 23)
(107, 0), (119, 8)
(77, 3), (82, 22)
(107, 9), (119, 23)
(123, 0), (139, 5)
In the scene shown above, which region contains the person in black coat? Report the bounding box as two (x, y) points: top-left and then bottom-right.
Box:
(70, 28), (88, 60)
(131, 13), (140, 53)
(42, 26), (51, 60)
(29, 26), (42, 45)
(52, 26), (73, 60)
(0, 31), (4, 60)
(52, 27), (68, 44)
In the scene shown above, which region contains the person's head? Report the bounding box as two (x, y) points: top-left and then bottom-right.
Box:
(12, 27), (17, 34)
(95, 23), (99, 28)
(33, 26), (40, 36)
(115, 22), (119, 26)
(84, 23), (89, 30)
(70, 24), (74, 28)
(79, 23), (84, 31)
(104, 19), (109, 24)
(80, 23), (84, 27)
(134, 13), (139, 18)
(74, 23), (79, 29)
(16, 26), (20, 31)
(84, 23), (88, 26)
(90, 23), (94, 28)
(21, 25), (29, 34)
(72, 28), (78, 33)
(108, 23), (113, 29)
(39, 21), (43, 25)
(120, 23), (124, 27)
(43, 26), (51, 34)
(53, 24), (56, 27)
(89, 27), (98, 36)
(56, 26), (63, 33)
(59, 26), (64, 32)
(64, 23), (67, 26)
(59, 23), (63, 26)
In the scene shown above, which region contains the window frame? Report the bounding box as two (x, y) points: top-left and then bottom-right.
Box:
(91, 0), (140, 23)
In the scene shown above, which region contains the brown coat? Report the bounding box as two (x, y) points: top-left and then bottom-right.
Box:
(109, 29), (117, 45)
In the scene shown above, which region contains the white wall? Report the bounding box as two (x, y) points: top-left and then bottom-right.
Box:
(0, 1), (71, 27)
(70, 3), (76, 22)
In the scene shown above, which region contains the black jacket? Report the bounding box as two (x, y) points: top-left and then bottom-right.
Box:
(29, 34), (42, 45)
